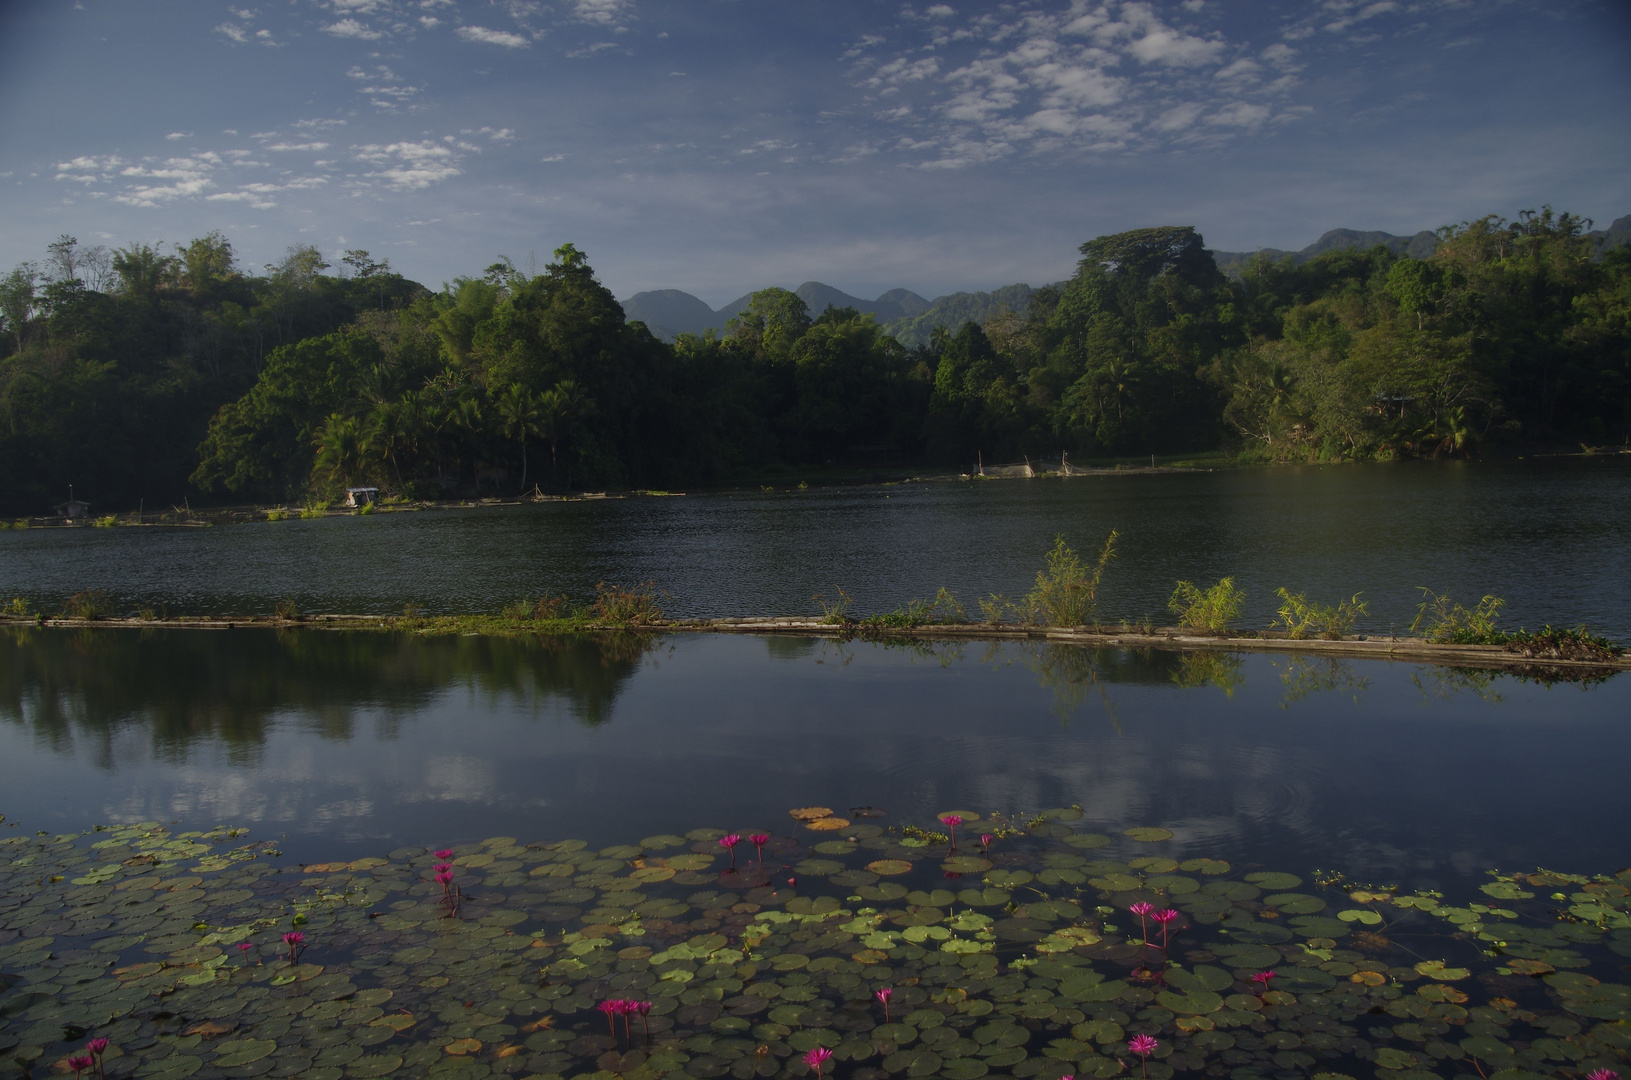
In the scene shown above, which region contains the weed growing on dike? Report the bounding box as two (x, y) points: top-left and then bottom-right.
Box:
(1025, 532), (1119, 626)
(1271, 588), (1369, 639)
(1167, 577), (1247, 635)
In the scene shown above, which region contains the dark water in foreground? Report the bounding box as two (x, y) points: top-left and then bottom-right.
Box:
(2, 628), (1626, 894)
(3, 458), (1630, 639)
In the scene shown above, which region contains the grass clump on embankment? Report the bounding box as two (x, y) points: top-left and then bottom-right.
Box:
(394, 581), (666, 635)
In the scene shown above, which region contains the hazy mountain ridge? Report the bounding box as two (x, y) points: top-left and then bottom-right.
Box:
(623, 218), (1631, 342)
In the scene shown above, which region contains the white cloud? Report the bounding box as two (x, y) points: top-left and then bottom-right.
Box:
(926, 4), (955, 17)
(266, 142), (330, 152)
(354, 140), (462, 188)
(419, 15), (441, 28)
(1213, 57), (1259, 82)
(1208, 102), (1269, 127)
(567, 41), (621, 58)
(165, 131), (193, 141)
(1261, 43), (1299, 69)
(1124, 26), (1224, 66)
(322, 18), (385, 39)
(572, 0), (633, 27)
(456, 25), (530, 47)
(856, 0), (1302, 164)
(1153, 101), (1204, 131)
(214, 22), (248, 43)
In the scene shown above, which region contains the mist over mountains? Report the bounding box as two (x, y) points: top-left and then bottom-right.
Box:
(622, 218), (1631, 346)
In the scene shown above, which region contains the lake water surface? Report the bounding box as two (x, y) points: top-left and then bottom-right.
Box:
(2, 627), (1625, 895)
(3, 458), (1629, 638)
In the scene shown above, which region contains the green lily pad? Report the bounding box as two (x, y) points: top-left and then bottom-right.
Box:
(1123, 827), (1173, 842)
(1337, 909), (1383, 925)
(214, 1038), (278, 1066)
(1264, 893), (1325, 914)
(346, 1054), (403, 1077)
(1179, 858), (1232, 874)
(1244, 872), (1301, 890)
(1415, 960), (1471, 980)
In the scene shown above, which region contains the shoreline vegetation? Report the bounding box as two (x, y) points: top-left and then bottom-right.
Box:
(4, 210), (1630, 519)
(6, 538), (1624, 677)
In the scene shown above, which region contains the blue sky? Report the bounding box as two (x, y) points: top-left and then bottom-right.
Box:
(1, 0), (1628, 306)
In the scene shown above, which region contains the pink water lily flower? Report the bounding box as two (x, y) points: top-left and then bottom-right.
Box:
(85, 1038), (110, 1080)
(803, 1046), (833, 1079)
(1128, 1034), (1159, 1078)
(282, 930), (306, 965)
(1586, 1071), (1619, 1080)
(598, 999), (621, 1039)
(1128, 901), (1153, 943)
(942, 815), (963, 850)
(980, 833), (993, 854)
(720, 833), (742, 867)
(434, 849), (455, 859)
(749, 833), (770, 862)
(67, 1055), (94, 1079)
(1251, 970), (1276, 996)
(875, 986), (893, 1021)
(1152, 908), (1179, 947)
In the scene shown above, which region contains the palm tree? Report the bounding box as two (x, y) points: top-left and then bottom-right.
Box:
(363, 401), (408, 490)
(313, 413), (365, 488)
(537, 379), (588, 484)
(495, 383), (544, 494)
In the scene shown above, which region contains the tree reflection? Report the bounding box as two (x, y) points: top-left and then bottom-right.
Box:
(0, 627), (657, 760)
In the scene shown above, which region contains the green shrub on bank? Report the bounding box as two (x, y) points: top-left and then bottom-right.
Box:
(1168, 577), (1246, 634)
(1272, 588), (1367, 639)
(1025, 532), (1117, 627)
(1411, 589), (1506, 643)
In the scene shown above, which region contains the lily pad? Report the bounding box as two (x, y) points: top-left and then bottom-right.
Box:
(1123, 827), (1173, 842)
(1244, 872), (1301, 890)
(867, 860), (913, 876)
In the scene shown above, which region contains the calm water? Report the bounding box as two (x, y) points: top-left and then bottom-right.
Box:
(3, 458), (1630, 638)
(2, 627), (1626, 894)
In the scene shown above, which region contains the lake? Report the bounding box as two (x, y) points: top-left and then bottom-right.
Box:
(3, 458), (1629, 639)
(5, 463), (1631, 1080)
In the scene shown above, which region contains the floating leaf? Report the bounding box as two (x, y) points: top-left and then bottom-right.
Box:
(807, 817), (850, 831)
(1414, 960), (1471, 980)
(1264, 893), (1326, 915)
(1244, 872), (1302, 890)
(346, 1053), (402, 1077)
(442, 1038), (482, 1055)
(1337, 908), (1383, 925)
(867, 860), (913, 876)
(1123, 827), (1173, 842)
(214, 1038), (277, 1066)
(789, 807), (834, 821)
(1179, 857), (1232, 874)
(938, 811), (981, 824)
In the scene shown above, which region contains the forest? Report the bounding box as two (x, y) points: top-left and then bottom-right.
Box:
(0, 207), (1626, 514)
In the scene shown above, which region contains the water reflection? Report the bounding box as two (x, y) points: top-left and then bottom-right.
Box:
(1, 628), (1628, 893)
(0, 626), (657, 759)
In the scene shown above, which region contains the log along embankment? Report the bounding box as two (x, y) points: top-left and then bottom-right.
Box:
(6, 613), (1627, 675)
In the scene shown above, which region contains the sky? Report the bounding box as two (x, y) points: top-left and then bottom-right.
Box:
(1, 0), (1628, 307)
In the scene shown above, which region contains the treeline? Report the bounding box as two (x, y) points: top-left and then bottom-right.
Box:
(1, 207), (1627, 514)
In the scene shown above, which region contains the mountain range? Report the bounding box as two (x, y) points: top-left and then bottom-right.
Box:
(621, 217), (1631, 347)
